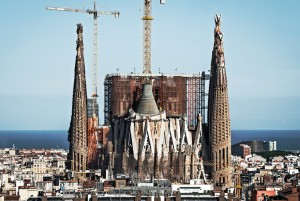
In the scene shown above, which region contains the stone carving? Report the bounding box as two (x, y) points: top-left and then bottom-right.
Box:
(214, 14), (225, 68)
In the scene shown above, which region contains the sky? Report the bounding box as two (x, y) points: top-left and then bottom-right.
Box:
(0, 0), (299, 130)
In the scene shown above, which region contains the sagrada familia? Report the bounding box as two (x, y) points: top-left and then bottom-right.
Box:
(67, 15), (233, 188)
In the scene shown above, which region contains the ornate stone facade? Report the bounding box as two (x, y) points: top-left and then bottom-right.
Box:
(207, 15), (232, 187)
(67, 24), (88, 173)
(104, 83), (206, 183)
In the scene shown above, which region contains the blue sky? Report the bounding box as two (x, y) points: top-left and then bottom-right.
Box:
(0, 0), (299, 130)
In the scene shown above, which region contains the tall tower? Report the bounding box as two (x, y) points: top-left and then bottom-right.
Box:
(208, 15), (232, 187)
(67, 24), (88, 173)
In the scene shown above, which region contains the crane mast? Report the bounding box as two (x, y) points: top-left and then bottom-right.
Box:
(142, 0), (153, 74)
(91, 2), (99, 122)
(142, 0), (165, 74)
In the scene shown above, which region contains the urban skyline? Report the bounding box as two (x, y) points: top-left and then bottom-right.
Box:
(0, 0), (299, 130)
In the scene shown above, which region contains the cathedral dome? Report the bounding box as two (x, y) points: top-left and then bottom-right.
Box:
(137, 83), (159, 115)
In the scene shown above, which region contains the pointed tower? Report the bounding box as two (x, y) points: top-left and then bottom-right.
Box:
(67, 24), (88, 173)
(208, 15), (232, 187)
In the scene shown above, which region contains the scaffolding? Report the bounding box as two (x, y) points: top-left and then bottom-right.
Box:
(201, 71), (210, 123)
(186, 76), (200, 129)
(103, 72), (209, 129)
(104, 78), (112, 124)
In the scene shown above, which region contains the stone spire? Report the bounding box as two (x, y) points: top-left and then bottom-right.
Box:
(207, 15), (232, 187)
(67, 24), (88, 173)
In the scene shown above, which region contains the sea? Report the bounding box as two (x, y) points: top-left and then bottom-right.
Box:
(0, 130), (299, 151)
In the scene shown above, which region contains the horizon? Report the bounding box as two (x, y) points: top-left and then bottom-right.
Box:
(1, 130), (300, 151)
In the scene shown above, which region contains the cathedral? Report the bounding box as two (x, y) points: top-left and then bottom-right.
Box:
(68, 15), (233, 187)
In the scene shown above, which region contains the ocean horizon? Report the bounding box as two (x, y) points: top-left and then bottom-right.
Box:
(0, 130), (299, 151)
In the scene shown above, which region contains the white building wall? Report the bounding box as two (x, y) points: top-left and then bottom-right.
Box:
(0, 173), (8, 186)
(269, 141), (277, 151)
(19, 188), (38, 201)
(15, 180), (24, 194)
(172, 184), (213, 194)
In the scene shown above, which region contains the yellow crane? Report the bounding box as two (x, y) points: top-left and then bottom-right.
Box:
(142, 0), (165, 74)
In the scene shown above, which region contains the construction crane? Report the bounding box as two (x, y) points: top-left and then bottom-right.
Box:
(142, 0), (165, 74)
(47, 2), (119, 121)
(46, 3), (119, 152)
(46, 2), (120, 162)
